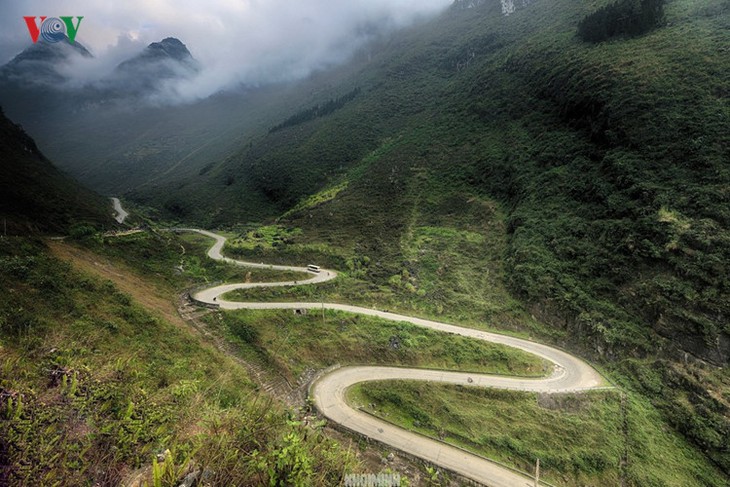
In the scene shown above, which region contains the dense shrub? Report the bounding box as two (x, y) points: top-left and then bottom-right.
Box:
(578, 0), (665, 43)
(269, 88), (361, 133)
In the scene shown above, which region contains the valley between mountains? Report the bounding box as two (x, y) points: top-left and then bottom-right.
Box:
(1, 0), (728, 485)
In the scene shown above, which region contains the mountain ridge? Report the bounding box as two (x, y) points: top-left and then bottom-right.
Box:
(0, 108), (109, 234)
(0, 37), (92, 87)
(126, 0), (730, 476)
(0, 0), (727, 478)
(112, 36), (200, 91)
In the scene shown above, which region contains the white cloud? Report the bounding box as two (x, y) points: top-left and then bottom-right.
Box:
(1, 0), (452, 100)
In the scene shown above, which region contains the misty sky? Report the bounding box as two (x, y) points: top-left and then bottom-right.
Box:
(1, 0), (452, 99)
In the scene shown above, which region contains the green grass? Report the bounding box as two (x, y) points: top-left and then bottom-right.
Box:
(85, 195), (728, 484)
(204, 309), (550, 383)
(224, 224), (302, 251)
(222, 226), (347, 271)
(0, 237), (356, 486)
(348, 382), (726, 487)
(80, 230), (308, 292)
(4, 0), (728, 480)
(280, 181), (350, 219)
(55, 0), (730, 472)
(221, 215), (555, 341)
(195, 0), (730, 476)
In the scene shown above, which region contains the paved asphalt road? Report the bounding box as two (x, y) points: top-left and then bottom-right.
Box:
(177, 228), (609, 487)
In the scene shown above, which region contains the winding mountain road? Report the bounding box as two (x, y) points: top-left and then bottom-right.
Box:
(173, 227), (609, 486)
(111, 197), (129, 224)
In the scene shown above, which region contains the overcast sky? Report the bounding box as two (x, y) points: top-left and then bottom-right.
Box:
(1, 0), (451, 99)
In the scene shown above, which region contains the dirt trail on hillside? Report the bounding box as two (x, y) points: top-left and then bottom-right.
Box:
(47, 240), (187, 330)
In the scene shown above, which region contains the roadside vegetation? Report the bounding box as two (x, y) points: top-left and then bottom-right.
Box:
(77, 222), (726, 485)
(349, 382), (725, 486)
(204, 309), (549, 384)
(222, 210), (551, 341)
(9, 0), (725, 481)
(0, 237), (355, 486)
(78, 230), (308, 292)
(74, 195), (728, 485)
(203, 0), (730, 476)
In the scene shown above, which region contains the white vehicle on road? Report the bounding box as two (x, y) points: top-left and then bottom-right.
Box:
(177, 228), (608, 487)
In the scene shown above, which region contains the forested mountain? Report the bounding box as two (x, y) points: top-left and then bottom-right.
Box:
(1, 0), (728, 479)
(0, 109), (108, 234)
(134, 0), (729, 473)
(0, 36), (237, 194)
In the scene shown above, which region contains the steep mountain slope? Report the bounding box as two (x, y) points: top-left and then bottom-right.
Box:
(0, 108), (108, 234)
(0, 38), (91, 86)
(102, 37), (200, 97)
(139, 0), (729, 475)
(0, 39), (93, 137)
(1, 0), (726, 478)
(115, 37), (198, 75)
(0, 235), (356, 486)
(0, 37), (232, 194)
(0, 35), (388, 196)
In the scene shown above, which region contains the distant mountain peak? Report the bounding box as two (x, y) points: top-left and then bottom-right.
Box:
(17, 37), (92, 59)
(0, 38), (92, 86)
(94, 37), (200, 99)
(115, 36), (199, 77)
(144, 37), (193, 62)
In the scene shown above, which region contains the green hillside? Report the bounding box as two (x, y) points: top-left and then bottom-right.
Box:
(0, 237), (355, 486)
(2, 0), (726, 483)
(137, 0), (729, 477)
(0, 109), (109, 234)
